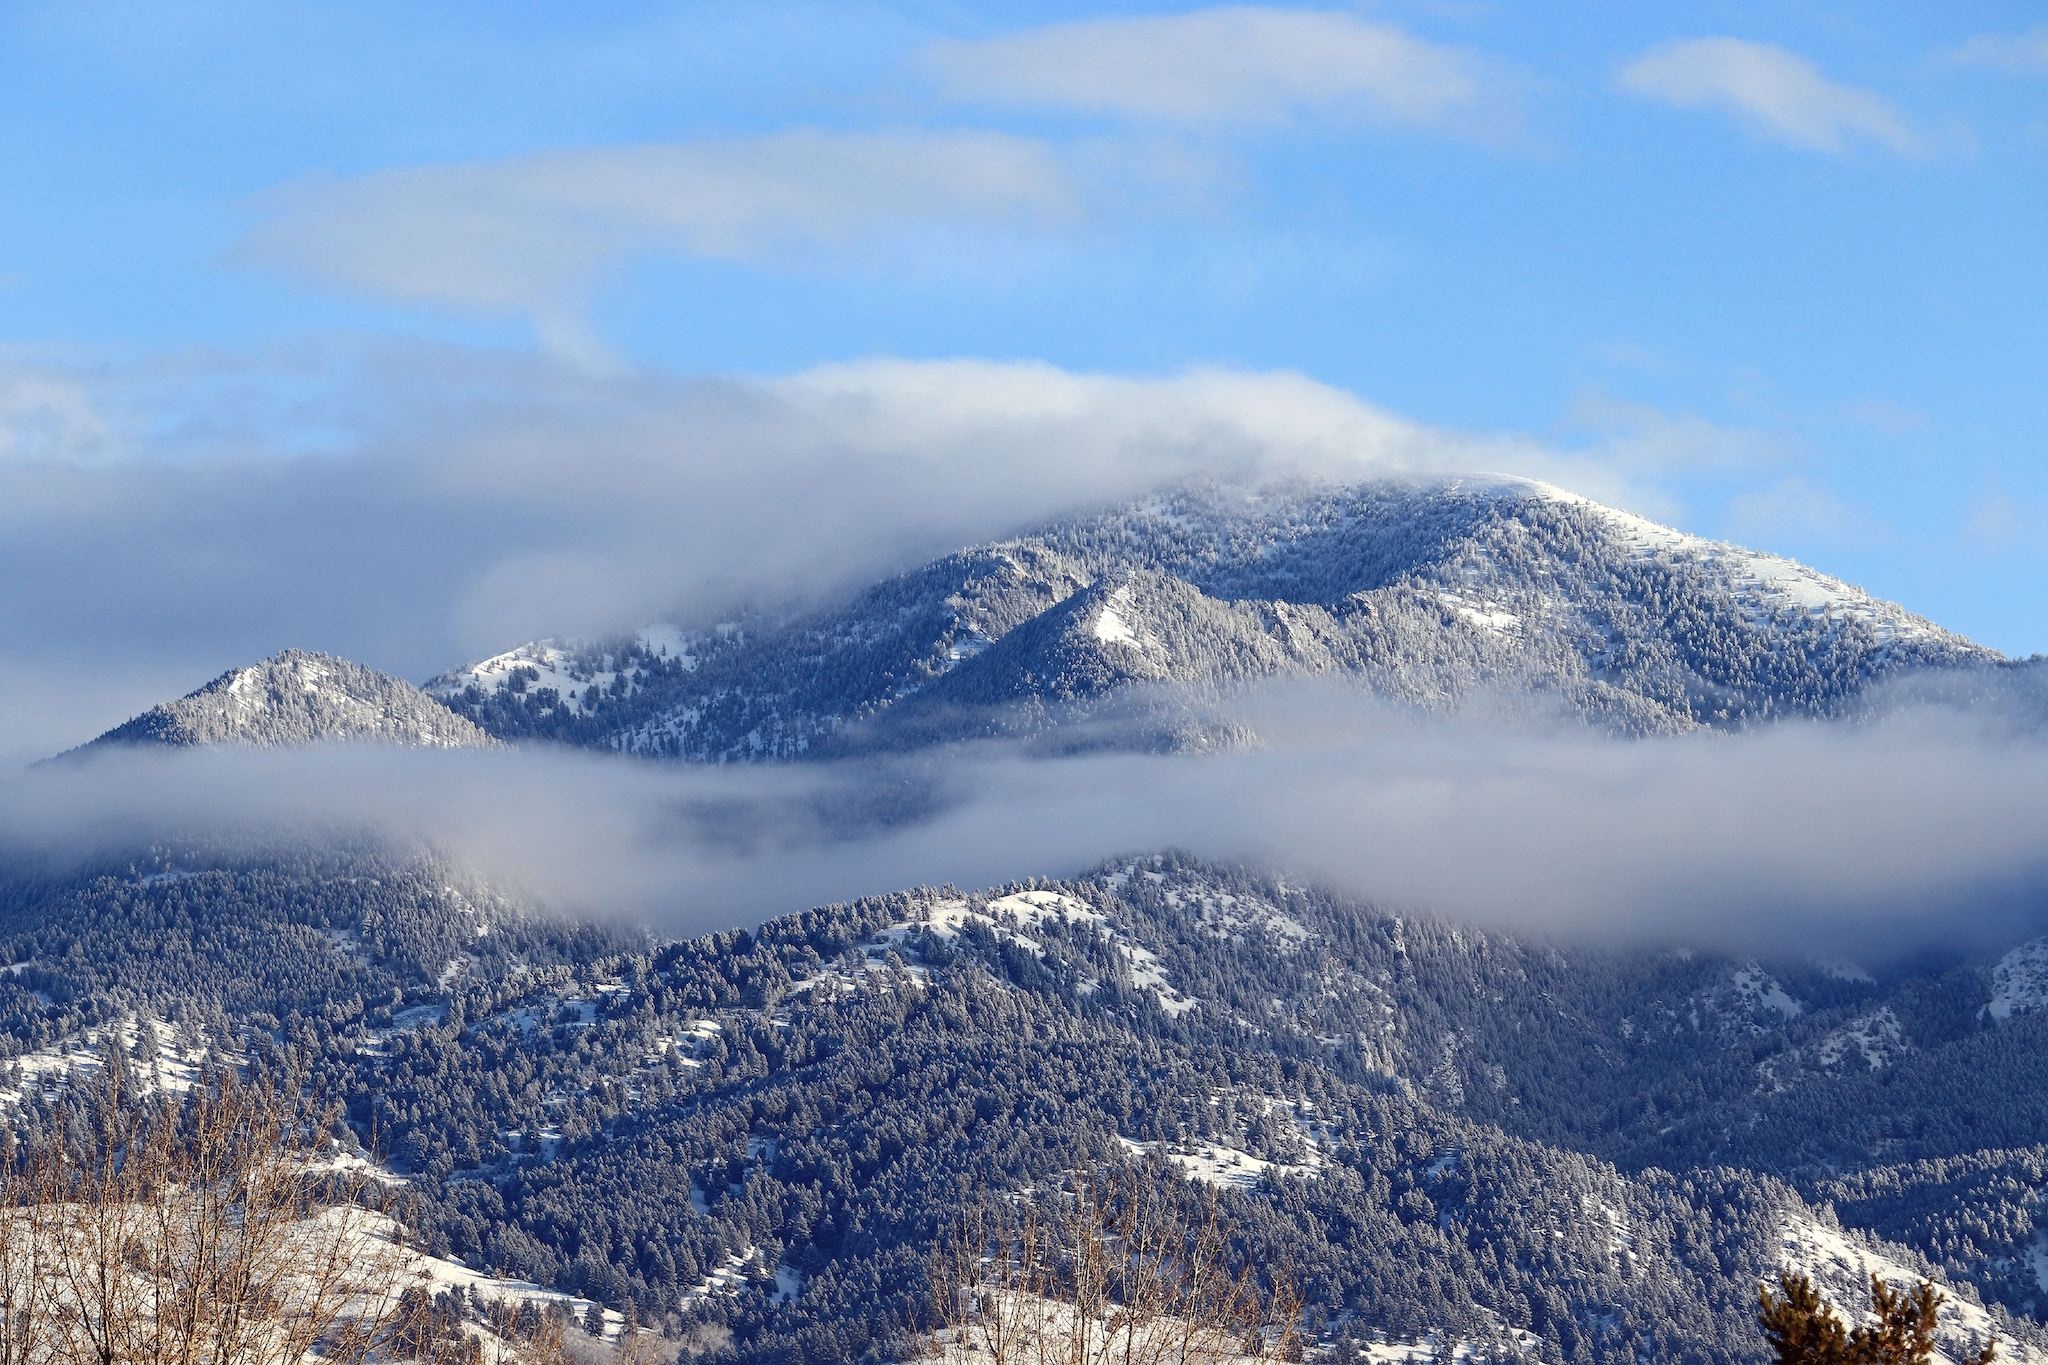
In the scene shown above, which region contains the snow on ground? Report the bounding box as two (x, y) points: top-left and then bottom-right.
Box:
(1778, 1213), (2036, 1365)
(0, 959), (55, 1007)
(1117, 1135), (1318, 1192)
(1089, 585), (1161, 653)
(1731, 966), (1805, 1021)
(1597, 1200), (1636, 1269)
(683, 1247), (787, 1304)
(1758, 1007), (1909, 1093)
(646, 1016), (722, 1069)
(1164, 881), (1315, 952)
(919, 1282), (1539, 1365)
(1431, 588), (1522, 637)
(1118, 942), (1199, 1015)
(0, 1015), (208, 1109)
(337, 1210), (627, 1344)
(1815, 1007), (1906, 1070)
(877, 888), (1201, 1016)
(1817, 958), (1878, 985)
(1501, 476), (1968, 649)
(479, 981), (630, 1038)
(1987, 938), (2048, 1021)
(878, 890), (1097, 952)
(428, 624), (695, 715)
(919, 1289), (1279, 1365)
(0, 1198), (624, 1355)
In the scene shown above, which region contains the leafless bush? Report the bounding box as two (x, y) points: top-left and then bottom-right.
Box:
(929, 1156), (1302, 1365)
(0, 1048), (565, 1365)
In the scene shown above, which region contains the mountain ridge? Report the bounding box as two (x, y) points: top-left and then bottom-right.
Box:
(429, 473), (1994, 757)
(70, 648), (500, 756)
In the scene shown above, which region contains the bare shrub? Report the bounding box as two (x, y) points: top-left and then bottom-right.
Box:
(930, 1155), (1302, 1365)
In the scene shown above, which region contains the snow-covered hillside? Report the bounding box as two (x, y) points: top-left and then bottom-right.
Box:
(427, 623), (698, 718)
(1511, 477), (1961, 651)
(1987, 937), (2048, 1021)
(431, 473), (1991, 759)
(1779, 1212), (2034, 1365)
(71, 649), (499, 753)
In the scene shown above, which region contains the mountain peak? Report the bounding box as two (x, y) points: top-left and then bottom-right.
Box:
(433, 472), (1994, 758)
(70, 649), (500, 755)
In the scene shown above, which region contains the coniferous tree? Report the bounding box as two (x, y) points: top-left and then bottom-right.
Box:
(1758, 1272), (1995, 1365)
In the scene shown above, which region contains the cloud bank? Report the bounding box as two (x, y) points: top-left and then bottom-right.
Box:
(1619, 37), (1922, 156)
(10, 687), (2048, 957)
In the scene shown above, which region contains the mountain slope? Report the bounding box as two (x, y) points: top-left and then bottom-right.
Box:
(77, 649), (500, 753)
(4, 843), (2044, 1362)
(431, 474), (1990, 758)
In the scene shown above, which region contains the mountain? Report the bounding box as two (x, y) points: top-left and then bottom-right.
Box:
(74, 648), (500, 753)
(11, 474), (2037, 1362)
(4, 843), (2044, 1363)
(430, 475), (1991, 759)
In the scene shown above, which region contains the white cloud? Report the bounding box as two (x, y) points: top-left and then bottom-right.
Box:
(1726, 477), (1874, 546)
(1947, 26), (2048, 75)
(244, 130), (1080, 365)
(1568, 392), (1786, 479)
(1618, 37), (1923, 156)
(1964, 488), (2044, 551)
(0, 363), (110, 462)
(924, 6), (1515, 134)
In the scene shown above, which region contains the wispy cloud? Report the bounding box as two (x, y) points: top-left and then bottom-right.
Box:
(0, 362), (109, 462)
(1568, 393), (1787, 478)
(244, 130), (1080, 366)
(1964, 487), (2045, 552)
(1618, 37), (1923, 156)
(1945, 26), (2048, 76)
(1725, 477), (1876, 547)
(924, 6), (1518, 136)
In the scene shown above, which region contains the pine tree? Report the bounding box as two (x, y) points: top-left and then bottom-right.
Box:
(1758, 1272), (1995, 1365)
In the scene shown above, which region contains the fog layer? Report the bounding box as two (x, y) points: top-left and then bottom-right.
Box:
(9, 687), (2044, 956)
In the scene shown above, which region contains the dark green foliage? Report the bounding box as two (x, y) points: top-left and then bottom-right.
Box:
(3, 842), (2046, 1363)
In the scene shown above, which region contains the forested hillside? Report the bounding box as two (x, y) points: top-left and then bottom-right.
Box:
(5, 837), (2045, 1363)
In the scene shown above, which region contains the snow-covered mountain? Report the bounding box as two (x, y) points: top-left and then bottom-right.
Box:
(432, 474), (1991, 759)
(18, 475), (2039, 1362)
(74, 648), (499, 753)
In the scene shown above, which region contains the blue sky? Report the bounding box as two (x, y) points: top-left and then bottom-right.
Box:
(1, 0), (2044, 735)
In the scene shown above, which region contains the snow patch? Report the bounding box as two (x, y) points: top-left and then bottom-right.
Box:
(1778, 1213), (2032, 1365)
(1987, 938), (2048, 1021)
(1815, 1007), (1906, 1071)
(1089, 586), (1160, 653)
(430, 624), (695, 715)
(880, 889), (1197, 1016)
(1732, 966), (1804, 1021)
(0, 1015), (211, 1109)
(1165, 883), (1315, 952)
